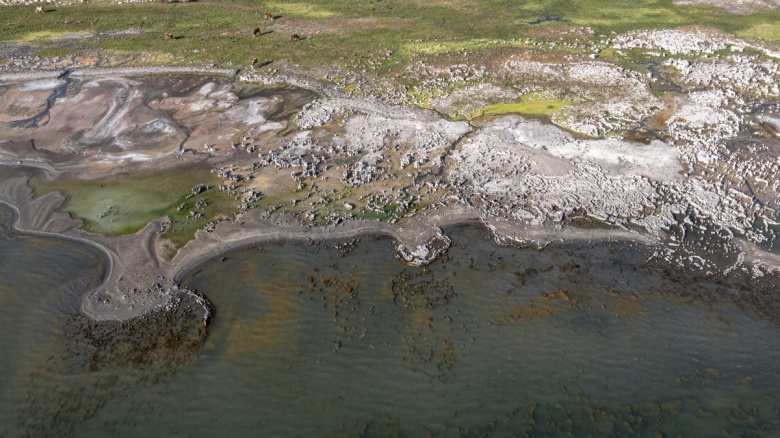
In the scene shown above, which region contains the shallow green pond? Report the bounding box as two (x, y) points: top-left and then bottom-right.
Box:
(31, 166), (238, 247)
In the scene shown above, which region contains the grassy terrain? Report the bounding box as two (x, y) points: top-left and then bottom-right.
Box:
(31, 166), (239, 248)
(1, 0), (778, 73)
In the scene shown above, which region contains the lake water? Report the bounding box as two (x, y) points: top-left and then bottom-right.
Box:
(1, 209), (779, 435)
(0, 204), (108, 435)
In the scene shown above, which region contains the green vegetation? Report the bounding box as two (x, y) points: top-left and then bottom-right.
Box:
(738, 23), (780, 41)
(470, 99), (573, 120)
(403, 39), (532, 57)
(31, 167), (239, 248)
(1, 0), (779, 74)
(263, 1), (340, 18)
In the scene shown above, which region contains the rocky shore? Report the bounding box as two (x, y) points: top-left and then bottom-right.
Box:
(1, 20), (779, 325)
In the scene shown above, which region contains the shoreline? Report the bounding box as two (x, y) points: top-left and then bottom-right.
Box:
(1, 165), (778, 325)
(0, 199), (114, 284)
(0, 66), (239, 84)
(0, 67), (778, 324)
(1, 167), (663, 323)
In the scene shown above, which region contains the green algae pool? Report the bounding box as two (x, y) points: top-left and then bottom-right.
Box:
(31, 166), (239, 248)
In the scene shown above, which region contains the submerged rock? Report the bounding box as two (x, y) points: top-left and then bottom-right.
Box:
(14, 287), (211, 436)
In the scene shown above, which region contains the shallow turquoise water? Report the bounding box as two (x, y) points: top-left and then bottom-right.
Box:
(2, 215), (780, 436)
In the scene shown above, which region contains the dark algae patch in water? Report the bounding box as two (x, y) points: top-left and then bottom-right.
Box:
(0, 203), (212, 436)
(170, 224), (780, 436)
(10, 289), (210, 437)
(3, 220), (780, 435)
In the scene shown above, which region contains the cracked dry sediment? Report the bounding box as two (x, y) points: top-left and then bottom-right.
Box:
(1, 27), (779, 322)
